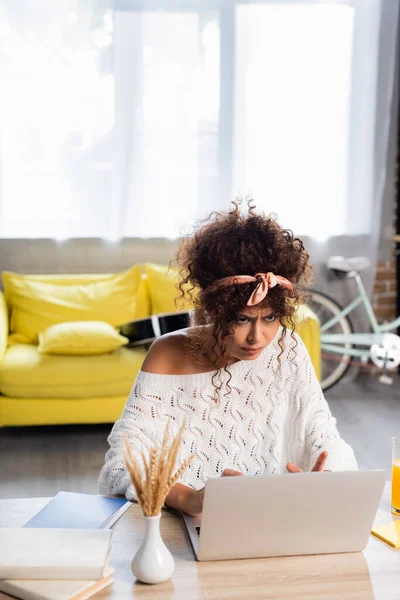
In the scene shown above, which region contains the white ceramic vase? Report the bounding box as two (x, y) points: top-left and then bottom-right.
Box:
(131, 513), (175, 584)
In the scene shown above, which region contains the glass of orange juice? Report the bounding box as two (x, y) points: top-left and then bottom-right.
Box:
(392, 436), (400, 515)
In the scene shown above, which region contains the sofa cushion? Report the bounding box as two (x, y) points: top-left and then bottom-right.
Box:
(38, 321), (129, 355)
(0, 292), (8, 363)
(0, 344), (146, 398)
(2, 266), (149, 343)
(144, 263), (196, 314)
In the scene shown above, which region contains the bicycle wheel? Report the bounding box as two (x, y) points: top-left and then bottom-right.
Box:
(309, 290), (353, 391)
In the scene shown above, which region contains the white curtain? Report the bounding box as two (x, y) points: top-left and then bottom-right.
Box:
(0, 2), (114, 238)
(0, 0), (398, 242)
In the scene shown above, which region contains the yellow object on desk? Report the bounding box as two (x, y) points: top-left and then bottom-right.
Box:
(371, 520), (400, 548)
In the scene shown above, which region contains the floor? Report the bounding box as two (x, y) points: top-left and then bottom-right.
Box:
(0, 371), (399, 499)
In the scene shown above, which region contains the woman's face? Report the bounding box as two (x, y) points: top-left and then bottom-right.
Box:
(224, 305), (280, 362)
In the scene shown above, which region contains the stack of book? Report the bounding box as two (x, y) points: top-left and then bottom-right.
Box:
(0, 491), (131, 600)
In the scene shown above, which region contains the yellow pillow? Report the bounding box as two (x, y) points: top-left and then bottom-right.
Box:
(2, 265), (149, 343)
(144, 263), (196, 314)
(38, 321), (129, 355)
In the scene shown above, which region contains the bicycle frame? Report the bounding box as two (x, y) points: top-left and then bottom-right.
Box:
(320, 271), (400, 358)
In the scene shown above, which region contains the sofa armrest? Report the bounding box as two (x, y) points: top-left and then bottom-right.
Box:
(0, 292), (9, 363)
(293, 304), (321, 382)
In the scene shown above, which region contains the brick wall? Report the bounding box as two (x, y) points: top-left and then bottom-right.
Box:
(372, 185), (398, 323)
(372, 257), (398, 322)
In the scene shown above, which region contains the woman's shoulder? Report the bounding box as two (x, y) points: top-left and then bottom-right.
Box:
(140, 328), (209, 375)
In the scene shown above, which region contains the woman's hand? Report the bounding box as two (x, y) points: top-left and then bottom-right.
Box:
(165, 468), (243, 517)
(286, 450), (329, 473)
(186, 468), (244, 516)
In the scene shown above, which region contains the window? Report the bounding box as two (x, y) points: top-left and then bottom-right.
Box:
(0, 4), (114, 238)
(0, 1), (394, 240)
(233, 4), (354, 238)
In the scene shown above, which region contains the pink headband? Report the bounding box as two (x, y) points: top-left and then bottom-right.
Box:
(208, 272), (293, 306)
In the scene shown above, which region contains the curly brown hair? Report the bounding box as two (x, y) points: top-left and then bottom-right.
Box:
(174, 200), (311, 390)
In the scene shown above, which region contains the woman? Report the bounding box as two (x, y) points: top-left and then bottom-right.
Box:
(99, 202), (357, 516)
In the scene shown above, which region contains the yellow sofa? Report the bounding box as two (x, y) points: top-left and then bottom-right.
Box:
(0, 264), (321, 427)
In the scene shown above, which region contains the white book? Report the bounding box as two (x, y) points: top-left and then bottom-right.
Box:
(0, 529), (112, 580)
(0, 567), (114, 600)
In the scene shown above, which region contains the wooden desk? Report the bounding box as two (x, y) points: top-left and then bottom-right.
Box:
(0, 483), (399, 599)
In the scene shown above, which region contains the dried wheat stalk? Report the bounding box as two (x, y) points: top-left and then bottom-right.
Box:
(123, 420), (194, 516)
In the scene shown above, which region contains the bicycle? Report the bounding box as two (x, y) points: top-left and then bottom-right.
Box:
(309, 255), (400, 391)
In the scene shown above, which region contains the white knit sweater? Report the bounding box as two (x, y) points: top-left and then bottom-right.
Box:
(99, 329), (357, 501)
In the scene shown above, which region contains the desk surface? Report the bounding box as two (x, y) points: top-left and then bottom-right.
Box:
(0, 483), (399, 600)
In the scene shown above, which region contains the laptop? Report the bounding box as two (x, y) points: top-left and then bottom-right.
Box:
(182, 469), (386, 561)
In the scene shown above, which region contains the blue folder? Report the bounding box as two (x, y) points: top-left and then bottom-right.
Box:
(23, 491), (130, 529)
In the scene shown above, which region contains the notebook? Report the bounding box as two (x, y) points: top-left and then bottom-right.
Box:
(371, 519), (400, 548)
(0, 528), (112, 580)
(0, 567), (114, 600)
(23, 491), (130, 529)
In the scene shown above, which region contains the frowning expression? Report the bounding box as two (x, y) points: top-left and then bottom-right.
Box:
(224, 305), (280, 361)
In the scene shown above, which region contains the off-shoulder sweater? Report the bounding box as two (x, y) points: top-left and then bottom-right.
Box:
(99, 329), (357, 500)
